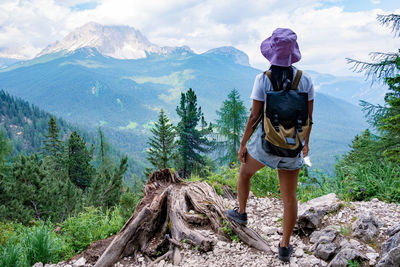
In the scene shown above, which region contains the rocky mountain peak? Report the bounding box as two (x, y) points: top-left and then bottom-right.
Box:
(203, 46), (250, 66)
(37, 22), (162, 59)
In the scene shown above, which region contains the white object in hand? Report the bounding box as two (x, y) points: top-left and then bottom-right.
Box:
(304, 156), (312, 167)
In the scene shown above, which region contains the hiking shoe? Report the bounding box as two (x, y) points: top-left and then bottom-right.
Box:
(278, 243), (293, 262)
(226, 207), (247, 225)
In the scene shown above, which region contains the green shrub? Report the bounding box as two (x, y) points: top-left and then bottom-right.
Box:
(335, 160), (400, 202)
(296, 168), (335, 202)
(189, 164), (239, 195)
(0, 221), (22, 246)
(0, 241), (20, 267)
(119, 191), (142, 220)
(61, 206), (124, 253)
(22, 223), (62, 266)
(220, 219), (240, 242)
(251, 167), (280, 197)
(23, 224), (53, 266)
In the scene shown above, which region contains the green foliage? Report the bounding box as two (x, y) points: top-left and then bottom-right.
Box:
(216, 89), (248, 165)
(347, 259), (361, 267)
(87, 156), (128, 208)
(335, 159), (400, 202)
(188, 164), (238, 195)
(61, 207), (125, 253)
(146, 109), (176, 172)
(175, 88), (214, 178)
(22, 224), (57, 266)
(220, 219), (240, 242)
(0, 130), (12, 166)
(119, 190), (143, 220)
(336, 14), (400, 203)
(0, 222), (20, 246)
(251, 168), (280, 198)
(0, 222), (68, 267)
(339, 225), (352, 238)
(42, 117), (63, 157)
(68, 131), (95, 190)
(0, 241), (20, 267)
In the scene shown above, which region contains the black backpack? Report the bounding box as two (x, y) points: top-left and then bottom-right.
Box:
(252, 70), (310, 157)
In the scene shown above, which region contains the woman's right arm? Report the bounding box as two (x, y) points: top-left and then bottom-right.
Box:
(238, 100), (264, 163)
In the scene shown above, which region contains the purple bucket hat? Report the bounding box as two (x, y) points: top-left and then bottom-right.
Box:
(260, 28), (301, 67)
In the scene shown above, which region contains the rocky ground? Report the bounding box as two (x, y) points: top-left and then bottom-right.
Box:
(34, 193), (400, 267)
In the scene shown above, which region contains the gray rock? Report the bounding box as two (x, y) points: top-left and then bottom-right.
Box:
(310, 226), (339, 244)
(377, 246), (400, 267)
(328, 248), (368, 267)
(32, 263), (44, 267)
(297, 193), (341, 230)
(366, 252), (380, 266)
(352, 212), (380, 242)
(387, 223), (400, 237)
(349, 239), (361, 249)
(382, 231), (400, 255)
(313, 242), (337, 261)
(72, 257), (86, 267)
(44, 265), (56, 267)
(294, 248), (304, 257)
(261, 226), (278, 235)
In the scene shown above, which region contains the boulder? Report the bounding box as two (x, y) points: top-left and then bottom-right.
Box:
(327, 248), (368, 267)
(366, 252), (380, 266)
(32, 263), (43, 267)
(382, 231), (400, 255)
(297, 193), (341, 230)
(352, 212), (380, 242)
(310, 226), (340, 261)
(73, 257), (86, 267)
(387, 223), (400, 237)
(313, 242), (337, 261)
(310, 226), (339, 244)
(377, 246), (400, 267)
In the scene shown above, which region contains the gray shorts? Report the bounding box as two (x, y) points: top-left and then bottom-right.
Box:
(247, 125), (304, 170)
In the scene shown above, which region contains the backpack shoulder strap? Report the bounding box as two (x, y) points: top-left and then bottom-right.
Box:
(291, 70), (303, 90)
(264, 71), (278, 91)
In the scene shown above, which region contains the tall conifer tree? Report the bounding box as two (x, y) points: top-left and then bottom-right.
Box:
(347, 14), (400, 162)
(68, 131), (95, 190)
(146, 109), (175, 170)
(175, 88), (213, 178)
(216, 89), (248, 165)
(42, 117), (63, 157)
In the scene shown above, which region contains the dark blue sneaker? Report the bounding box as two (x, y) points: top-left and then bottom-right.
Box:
(278, 243), (293, 262)
(226, 207), (247, 225)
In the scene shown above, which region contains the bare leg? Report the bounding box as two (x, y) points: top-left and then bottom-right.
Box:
(278, 168), (300, 247)
(237, 154), (264, 213)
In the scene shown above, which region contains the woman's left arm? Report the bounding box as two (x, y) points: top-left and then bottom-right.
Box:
(303, 99), (314, 157)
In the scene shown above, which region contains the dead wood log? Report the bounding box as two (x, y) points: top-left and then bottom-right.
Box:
(94, 168), (270, 267)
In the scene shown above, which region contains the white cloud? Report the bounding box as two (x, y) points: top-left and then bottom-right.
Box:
(0, 0), (398, 76)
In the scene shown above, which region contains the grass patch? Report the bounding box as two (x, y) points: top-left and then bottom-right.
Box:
(220, 219), (240, 243)
(340, 225), (352, 238)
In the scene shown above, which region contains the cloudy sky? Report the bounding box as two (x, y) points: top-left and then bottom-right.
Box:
(0, 0), (399, 75)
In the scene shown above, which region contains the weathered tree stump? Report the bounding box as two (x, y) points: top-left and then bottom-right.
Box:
(94, 169), (270, 267)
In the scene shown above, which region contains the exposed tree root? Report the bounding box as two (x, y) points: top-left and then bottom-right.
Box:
(94, 169), (270, 267)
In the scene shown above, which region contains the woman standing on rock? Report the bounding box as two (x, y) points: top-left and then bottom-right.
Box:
(226, 28), (314, 262)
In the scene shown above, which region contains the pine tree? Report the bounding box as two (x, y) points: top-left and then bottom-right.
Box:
(68, 131), (95, 190)
(216, 89), (248, 165)
(42, 117), (63, 157)
(96, 127), (113, 170)
(146, 109), (175, 171)
(87, 156), (128, 208)
(347, 13), (400, 162)
(0, 130), (12, 170)
(175, 88), (213, 178)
